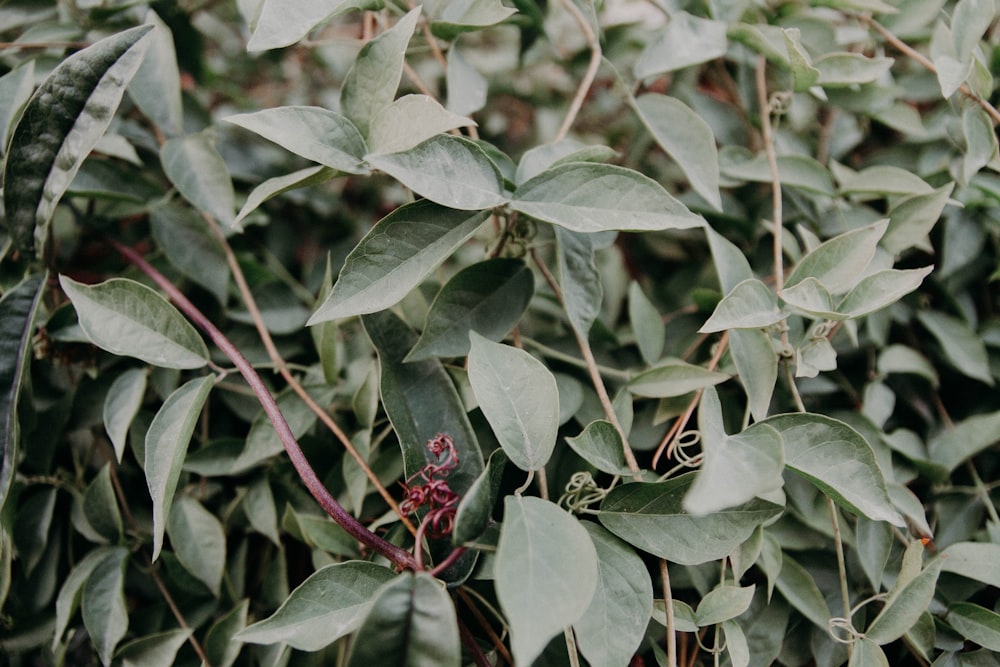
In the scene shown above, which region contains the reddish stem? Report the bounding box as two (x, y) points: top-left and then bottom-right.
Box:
(112, 241), (417, 570)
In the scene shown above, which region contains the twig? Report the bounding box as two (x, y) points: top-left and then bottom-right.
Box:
(554, 0), (602, 141)
(827, 498), (854, 660)
(660, 559), (678, 667)
(458, 615), (493, 667)
(458, 587), (514, 666)
(112, 240), (417, 570)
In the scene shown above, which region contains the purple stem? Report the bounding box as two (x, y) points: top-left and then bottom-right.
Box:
(113, 241), (417, 570)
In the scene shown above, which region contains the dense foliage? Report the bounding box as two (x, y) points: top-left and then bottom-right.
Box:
(2, 0), (1000, 665)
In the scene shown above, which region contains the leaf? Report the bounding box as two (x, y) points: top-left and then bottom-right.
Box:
(882, 183), (954, 254)
(203, 600), (248, 667)
(248, 0), (380, 51)
(446, 46), (488, 116)
(952, 0), (995, 61)
(237, 561), (395, 651)
(468, 333), (559, 471)
(785, 220), (889, 294)
(83, 464), (123, 544)
(917, 310), (994, 385)
(556, 226), (603, 336)
(223, 107), (368, 174)
(574, 523), (654, 667)
(2, 25), (153, 257)
(729, 328), (778, 421)
(407, 258), (534, 361)
(368, 94), (474, 155)
(837, 267), (933, 319)
(235, 166), (338, 227)
(774, 552), (831, 630)
(345, 572), (460, 667)
(167, 495), (225, 596)
(129, 11), (183, 136)
(366, 134), (508, 210)
(629, 281), (665, 365)
(856, 518), (893, 591)
(940, 542), (1000, 587)
(700, 278), (788, 332)
(814, 53), (894, 86)
(340, 8), (420, 136)
(512, 162), (704, 233)
(149, 201), (229, 304)
(454, 448), (508, 544)
(0, 274), (45, 512)
(53, 546), (117, 650)
(308, 201), (489, 324)
(598, 473), (783, 565)
(928, 410), (1000, 472)
(59, 276), (210, 369)
(782, 278), (839, 319)
(762, 413), (903, 525)
(634, 12), (728, 78)
(0, 61), (35, 151)
(117, 629), (192, 667)
(629, 358), (729, 398)
(684, 390), (784, 514)
(496, 496), (598, 666)
(515, 139), (619, 184)
(160, 132), (236, 226)
(81, 546), (129, 667)
(849, 637), (890, 667)
(696, 584), (756, 626)
(838, 166), (934, 196)
(632, 93), (722, 210)
(963, 106), (999, 183)
(706, 226), (754, 293)
(144, 375), (214, 560)
(877, 345), (939, 386)
(430, 0), (518, 38)
(866, 557), (943, 644)
(721, 154), (834, 195)
(566, 420), (635, 476)
(947, 603), (1000, 651)
(245, 476), (281, 545)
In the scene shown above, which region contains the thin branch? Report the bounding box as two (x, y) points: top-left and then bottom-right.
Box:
(554, 0), (602, 141)
(201, 215), (418, 536)
(660, 559), (678, 667)
(112, 241), (417, 570)
(827, 498), (854, 661)
(458, 615), (493, 667)
(458, 587), (513, 666)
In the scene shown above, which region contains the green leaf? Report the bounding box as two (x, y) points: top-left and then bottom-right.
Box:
(446, 46), (488, 116)
(429, 0), (518, 38)
(406, 258), (534, 361)
(566, 420), (635, 476)
(160, 132), (236, 226)
(167, 495), (225, 596)
(634, 12), (728, 78)
(454, 448), (508, 544)
(947, 603), (1000, 651)
(632, 93), (722, 210)
(785, 220), (888, 294)
(496, 496), (598, 666)
(729, 328), (778, 421)
(13, 487), (56, 574)
(866, 556), (943, 644)
(0, 61), (35, 151)
(2, 25), (153, 257)
(0, 274), (45, 512)
(117, 629), (191, 667)
(940, 542), (1000, 588)
(856, 518), (893, 591)
(700, 278), (788, 332)
(706, 226), (754, 293)
(774, 552), (831, 630)
(513, 162), (703, 233)
(238, 561), (394, 650)
(837, 267), (933, 319)
(515, 139), (619, 184)
(59, 276), (210, 369)
(721, 154), (834, 195)
(598, 473), (783, 565)
(695, 584), (756, 626)
(340, 8), (420, 136)
(684, 389), (784, 514)
(762, 413), (903, 525)
(81, 546), (129, 667)
(963, 106), (999, 183)
(83, 464), (123, 544)
(224, 107), (368, 174)
(346, 572), (460, 667)
(877, 345), (939, 387)
(53, 546), (117, 650)
(782, 278), (839, 319)
(235, 165), (338, 227)
(366, 134), (508, 210)
(917, 310), (994, 385)
(838, 166), (934, 196)
(468, 333), (559, 471)
(149, 201), (229, 304)
(556, 227), (602, 336)
(145, 375), (214, 560)
(814, 53), (894, 87)
(849, 637), (890, 667)
(368, 95), (474, 155)
(882, 183), (954, 254)
(952, 0), (995, 61)
(203, 600), (248, 667)
(282, 506), (359, 556)
(629, 358), (730, 398)
(629, 281), (665, 365)
(574, 523), (654, 667)
(928, 410), (1000, 472)
(103, 375), (145, 463)
(129, 11), (183, 137)
(245, 476), (281, 545)
(248, 0), (380, 51)
(308, 201), (489, 324)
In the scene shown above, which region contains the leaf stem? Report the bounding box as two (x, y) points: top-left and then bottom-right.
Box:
(554, 0), (602, 142)
(660, 559), (678, 667)
(827, 497), (854, 659)
(112, 240), (417, 570)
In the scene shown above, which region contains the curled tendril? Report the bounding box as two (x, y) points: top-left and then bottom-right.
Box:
(673, 430), (704, 468)
(828, 617), (862, 644)
(559, 472), (610, 512)
(400, 433), (461, 539)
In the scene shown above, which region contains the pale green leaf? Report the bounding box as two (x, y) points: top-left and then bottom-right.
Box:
(700, 278), (787, 332)
(721, 154), (834, 195)
(882, 183), (954, 254)
(83, 464), (123, 544)
(632, 93), (722, 210)
(556, 227), (603, 336)
(59, 276), (209, 369)
(917, 310), (994, 385)
(203, 600), (248, 667)
(785, 220), (889, 294)
(782, 278), (840, 319)
(245, 476), (281, 546)
(512, 162), (704, 233)
(308, 201), (489, 324)
(453, 448), (508, 544)
(849, 637), (890, 667)
(963, 105), (999, 183)
(468, 332), (559, 471)
(167, 495), (225, 596)
(775, 552), (830, 630)
(430, 0), (518, 38)
(634, 12), (728, 78)
(784, 29), (821, 91)
(566, 420), (635, 476)
(446, 46), (488, 116)
(952, 0), (995, 62)
(940, 542), (1000, 588)
(160, 132), (235, 226)
(81, 547), (129, 666)
(118, 629), (191, 667)
(837, 267), (933, 319)
(814, 53), (894, 87)
(145, 375), (214, 560)
(877, 344), (939, 386)
(729, 328), (778, 421)
(248, 0), (380, 51)
(630, 358), (730, 398)
(723, 619), (751, 667)
(696, 584), (756, 626)
(129, 12), (183, 136)
(928, 410), (1000, 472)
(838, 166), (934, 196)
(866, 557), (943, 644)
(149, 201), (229, 304)
(366, 134), (507, 209)
(237, 561), (395, 651)
(947, 603), (1000, 651)
(367, 94), (474, 155)
(53, 547), (117, 651)
(930, 20), (972, 98)
(0, 61), (35, 151)
(235, 166), (338, 227)
(515, 139), (618, 184)
(496, 496), (598, 666)
(223, 107), (368, 174)
(706, 226), (754, 293)
(629, 281), (665, 365)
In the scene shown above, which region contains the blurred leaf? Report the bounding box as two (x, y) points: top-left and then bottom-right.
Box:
(946, 602), (1000, 651)
(566, 420), (635, 476)
(963, 105), (999, 183)
(877, 344), (939, 386)
(248, 0), (380, 51)
(856, 518), (893, 592)
(81, 547), (129, 667)
(629, 281), (665, 365)
(882, 183), (954, 254)
(634, 12), (728, 78)
(149, 202), (229, 304)
(160, 132), (236, 226)
(775, 552), (830, 630)
(0, 61), (35, 150)
(309, 201), (488, 324)
(129, 11), (183, 136)
(53, 547), (117, 651)
(516, 139), (618, 184)
(838, 166), (934, 196)
(446, 46), (488, 116)
(497, 496), (598, 666)
(721, 154), (833, 195)
(814, 53), (894, 86)
(368, 95), (473, 155)
(235, 166), (338, 227)
(917, 310), (994, 385)
(117, 629), (191, 667)
(695, 584), (755, 626)
(701, 278), (788, 332)
(940, 542), (1000, 588)
(430, 0), (518, 38)
(83, 464), (123, 544)
(952, 0), (995, 61)
(245, 476), (281, 546)
(167, 495), (225, 596)
(629, 358), (729, 398)
(928, 410), (1000, 472)
(203, 600), (248, 667)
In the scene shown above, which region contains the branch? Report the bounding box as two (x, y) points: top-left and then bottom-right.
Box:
(554, 0), (602, 141)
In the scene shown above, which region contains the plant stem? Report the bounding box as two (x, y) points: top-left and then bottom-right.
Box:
(458, 615), (493, 667)
(112, 241), (417, 570)
(660, 559), (678, 667)
(458, 588), (514, 666)
(520, 336), (631, 382)
(827, 498), (854, 659)
(565, 627), (582, 667)
(554, 0), (602, 141)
